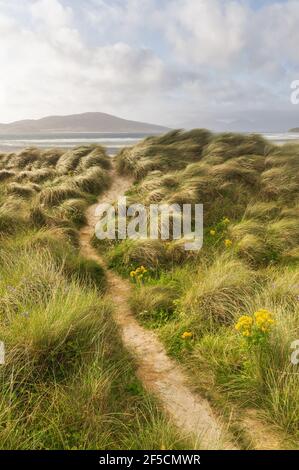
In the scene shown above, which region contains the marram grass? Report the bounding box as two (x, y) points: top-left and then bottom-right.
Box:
(110, 130), (299, 445)
(0, 144), (188, 450)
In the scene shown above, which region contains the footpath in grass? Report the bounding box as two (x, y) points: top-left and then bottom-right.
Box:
(95, 131), (299, 449)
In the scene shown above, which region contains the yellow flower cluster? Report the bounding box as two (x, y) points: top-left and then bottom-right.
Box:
(181, 331), (193, 339)
(223, 217), (230, 224)
(254, 309), (276, 333)
(224, 239), (233, 248)
(235, 315), (253, 337)
(235, 309), (275, 338)
(210, 229), (216, 236)
(130, 266), (148, 280)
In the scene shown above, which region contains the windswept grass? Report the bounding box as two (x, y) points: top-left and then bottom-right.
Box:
(79, 146), (112, 171)
(0, 242), (187, 449)
(109, 130), (299, 446)
(117, 129), (213, 179)
(38, 185), (86, 207)
(0, 170), (16, 181)
(0, 144), (190, 450)
(74, 167), (110, 194)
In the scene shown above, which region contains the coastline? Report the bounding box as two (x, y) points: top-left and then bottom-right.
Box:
(1, 132), (299, 155)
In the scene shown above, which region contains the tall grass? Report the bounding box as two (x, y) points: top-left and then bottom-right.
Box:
(110, 130), (299, 444)
(0, 144), (191, 450)
(0, 244), (187, 449)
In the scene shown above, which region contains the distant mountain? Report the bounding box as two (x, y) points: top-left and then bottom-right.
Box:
(289, 128), (299, 132)
(0, 112), (170, 134)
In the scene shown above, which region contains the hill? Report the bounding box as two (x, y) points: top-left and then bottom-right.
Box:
(289, 127), (299, 132)
(0, 112), (170, 134)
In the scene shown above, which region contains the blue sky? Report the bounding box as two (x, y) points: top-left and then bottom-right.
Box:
(0, 0), (298, 131)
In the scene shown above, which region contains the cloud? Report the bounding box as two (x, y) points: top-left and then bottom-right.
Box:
(30, 0), (73, 29)
(0, 0), (298, 130)
(246, 0), (299, 68)
(163, 0), (247, 68)
(161, 0), (299, 72)
(0, 0), (176, 123)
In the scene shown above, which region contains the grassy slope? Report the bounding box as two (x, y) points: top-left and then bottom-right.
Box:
(95, 130), (299, 447)
(0, 145), (188, 450)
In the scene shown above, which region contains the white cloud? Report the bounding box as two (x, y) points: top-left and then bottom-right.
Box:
(163, 0), (247, 68)
(86, 0), (158, 38)
(246, 0), (299, 68)
(30, 0), (73, 29)
(162, 0), (299, 72)
(0, 0), (175, 123)
(0, 0), (298, 129)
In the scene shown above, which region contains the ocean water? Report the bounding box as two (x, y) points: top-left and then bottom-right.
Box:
(0, 132), (153, 155)
(262, 132), (299, 144)
(0, 132), (298, 155)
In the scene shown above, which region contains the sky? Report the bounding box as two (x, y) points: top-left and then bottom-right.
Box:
(0, 0), (299, 131)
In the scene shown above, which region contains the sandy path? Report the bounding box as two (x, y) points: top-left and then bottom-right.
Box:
(79, 167), (237, 450)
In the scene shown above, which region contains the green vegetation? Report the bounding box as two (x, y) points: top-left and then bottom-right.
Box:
(2, 131), (298, 450)
(97, 130), (299, 446)
(0, 145), (188, 450)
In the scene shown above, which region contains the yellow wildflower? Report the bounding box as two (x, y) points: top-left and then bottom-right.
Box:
(235, 309), (276, 340)
(223, 217), (230, 224)
(181, 331), (193, 339)
(210, 229), (216, 236)
(130, 266), (148, 281)
(254, 309), (275, 333)
(224, 239), (232, 248)
(242, 330), (251, 337)
(235, 315), (253, 337)
(134, 266), (148, 275)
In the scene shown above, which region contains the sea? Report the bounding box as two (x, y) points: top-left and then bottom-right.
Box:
(0, 132), (152, 156)
(0, 132), (298, 155)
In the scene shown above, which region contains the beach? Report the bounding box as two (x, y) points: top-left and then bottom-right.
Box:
(0, 132), (151, 155)
(0, 131), (298, 155)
